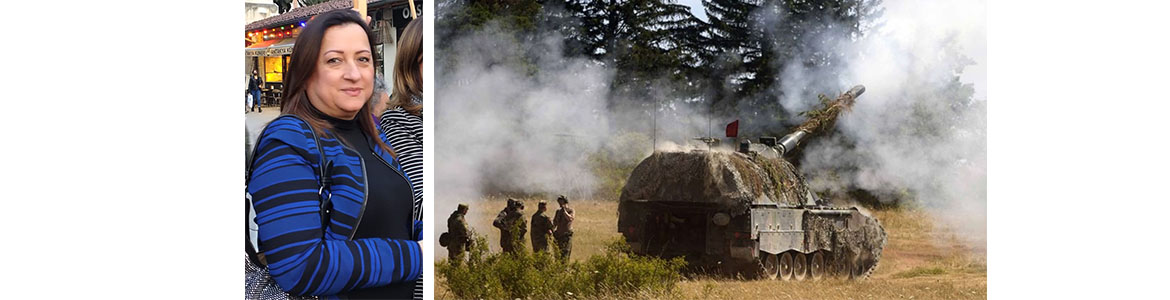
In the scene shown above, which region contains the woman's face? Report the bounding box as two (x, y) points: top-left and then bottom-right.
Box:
(306, 23), (374, 120)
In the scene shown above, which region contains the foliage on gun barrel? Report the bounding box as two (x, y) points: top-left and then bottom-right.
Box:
(796, 86), (864, 135)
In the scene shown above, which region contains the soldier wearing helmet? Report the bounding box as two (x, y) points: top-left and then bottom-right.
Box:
(493, 199), (527, 254)
(552, 195), (575, 260)
(442, 203), (472, 262)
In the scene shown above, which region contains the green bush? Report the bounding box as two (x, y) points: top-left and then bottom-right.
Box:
(438, 235), (685, 299)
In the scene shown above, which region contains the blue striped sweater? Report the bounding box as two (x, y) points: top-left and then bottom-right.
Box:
(248, 115), (423, 297)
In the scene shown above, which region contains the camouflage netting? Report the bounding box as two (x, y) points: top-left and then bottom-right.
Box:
(619, 151), (814, 214)
(804, 210), (887, 278)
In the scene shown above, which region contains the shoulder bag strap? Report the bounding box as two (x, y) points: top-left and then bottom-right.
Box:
(245, 114), (333, 266)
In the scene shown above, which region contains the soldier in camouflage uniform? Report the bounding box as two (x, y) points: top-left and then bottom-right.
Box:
(530, 201), (554, 253)
(552, 195), (575, 260)
(445, 203), (471, 261)
(493, 199), (527, 254)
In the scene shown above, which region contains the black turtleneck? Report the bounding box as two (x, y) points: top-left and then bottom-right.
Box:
(320, 112), (415, 299)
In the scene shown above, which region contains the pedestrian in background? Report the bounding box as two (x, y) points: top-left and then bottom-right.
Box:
(370, 73), (390, 116)
(248, 69), (262, 113)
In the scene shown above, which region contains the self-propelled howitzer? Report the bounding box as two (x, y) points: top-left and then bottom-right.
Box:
(617, 85), (886, 280)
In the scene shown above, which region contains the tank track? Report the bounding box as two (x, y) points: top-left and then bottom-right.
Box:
(736, 207), (887, 281)
(807, 206), (887, 280)
(851, 210), (886, 279)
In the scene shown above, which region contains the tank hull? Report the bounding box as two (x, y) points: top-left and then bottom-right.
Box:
(617, 151), (887, 279)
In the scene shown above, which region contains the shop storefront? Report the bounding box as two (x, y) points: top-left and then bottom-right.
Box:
(246, 36), (295, 107)
(370, 0), (423, 84)
(243, 0), (420, 108)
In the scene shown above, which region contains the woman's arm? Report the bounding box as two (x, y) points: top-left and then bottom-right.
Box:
(249, 132), (422, 296)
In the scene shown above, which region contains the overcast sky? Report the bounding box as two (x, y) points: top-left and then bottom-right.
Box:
(677, 0), (709, 22)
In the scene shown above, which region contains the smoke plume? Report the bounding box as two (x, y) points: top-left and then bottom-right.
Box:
(436, 25), (605, 242)
(774, 0), (987, 245)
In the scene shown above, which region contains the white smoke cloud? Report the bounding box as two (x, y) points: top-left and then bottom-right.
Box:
(435, 25), (614, 251)
(780, 0), (987, 245)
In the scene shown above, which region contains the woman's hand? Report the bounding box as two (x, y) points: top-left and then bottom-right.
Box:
(352, 8), (373, 25)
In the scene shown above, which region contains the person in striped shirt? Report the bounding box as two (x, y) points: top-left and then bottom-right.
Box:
(380, 17), (423, 221)
(379, 16), (424, 299)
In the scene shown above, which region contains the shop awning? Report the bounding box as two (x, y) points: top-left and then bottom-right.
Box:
(245, 38), (296, 57)
(245, 39), (278, 57)
(269, 38), (296, 56)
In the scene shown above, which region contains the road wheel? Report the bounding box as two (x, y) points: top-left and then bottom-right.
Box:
(810, 252), (826, 281)
(828, 253), (841, 278)
(793, 252), (808, 281)
(761, 252), (779, 280)
(852, 256), (868, 279)
(847, 256), (859, 280)
(779, 252), (794, 281)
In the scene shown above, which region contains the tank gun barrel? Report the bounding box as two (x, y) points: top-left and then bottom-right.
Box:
(776, 85), (865, 156)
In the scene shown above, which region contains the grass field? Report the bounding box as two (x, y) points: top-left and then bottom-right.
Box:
(436, 197), (986, 299)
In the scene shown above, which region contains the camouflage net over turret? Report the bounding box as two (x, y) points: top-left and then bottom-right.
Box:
(620, 151), (816, 214)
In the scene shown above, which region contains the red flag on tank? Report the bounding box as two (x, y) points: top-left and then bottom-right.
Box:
(726, 120), (739, 138)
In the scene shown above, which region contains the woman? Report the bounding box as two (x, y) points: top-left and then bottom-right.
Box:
(380, 17), (423, 220)
(246, 9), (422, 299)
(378, 17), (424, 299)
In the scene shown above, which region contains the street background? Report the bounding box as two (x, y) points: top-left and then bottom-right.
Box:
(246, 110), (280, 150)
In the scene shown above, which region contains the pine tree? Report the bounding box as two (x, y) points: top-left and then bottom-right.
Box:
(768, 0), (883, 78)
(701, 0), (770, 113)
(553, 0), (707, 107)
(699, 0), (883, 121)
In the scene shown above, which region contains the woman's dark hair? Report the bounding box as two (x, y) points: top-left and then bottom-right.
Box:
(280, 9), (394, 157)
(391, 17), (422, 117)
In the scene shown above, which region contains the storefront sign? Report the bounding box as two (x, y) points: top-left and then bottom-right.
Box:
(392, 2), (423, 29)
(267, 46), (293, 56)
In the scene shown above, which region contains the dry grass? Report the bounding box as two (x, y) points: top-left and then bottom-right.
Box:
(436, 199), (986, 299)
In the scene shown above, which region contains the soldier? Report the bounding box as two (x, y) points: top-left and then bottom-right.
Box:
(443, 203), (471, 262)
(492, 198), (527, 254)
(530, 201), (554, 253)
(552, 195), (575, 260)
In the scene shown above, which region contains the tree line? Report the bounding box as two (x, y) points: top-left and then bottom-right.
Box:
(438, 0), (885, 128)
